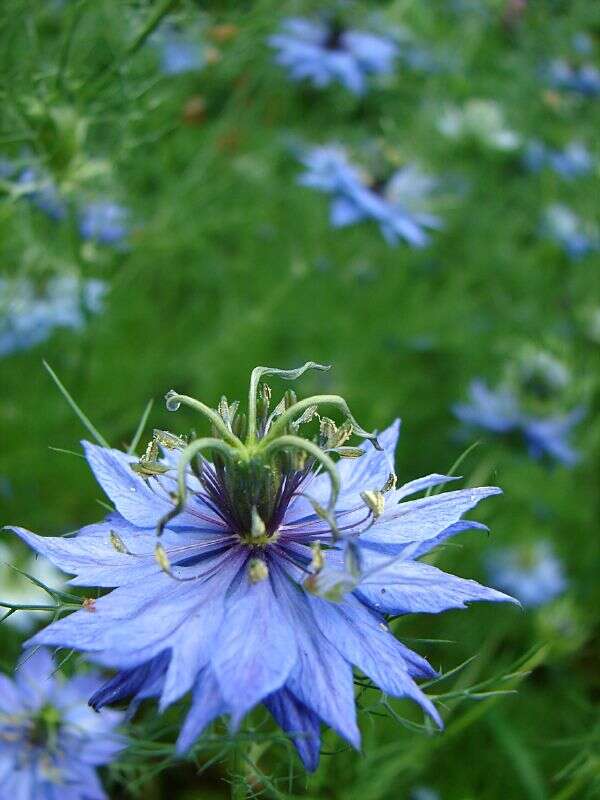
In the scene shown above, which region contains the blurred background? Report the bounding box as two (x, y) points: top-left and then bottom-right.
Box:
(0, 1), (598, 798)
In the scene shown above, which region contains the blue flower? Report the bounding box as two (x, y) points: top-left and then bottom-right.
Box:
(542, 204), (599, 260)
(454, 379), (584, 466)
(486, 542), (567, 607)
(523, 140), (592, 179)
(0, 275), (107, 357)
(548, 59), (600, 97)
(298, 145), (441, 246)
(0, 648), (124, 799)
(16, 166), (67, 221)
(79, 202), (129, 246)
(269, 17), (398, 95)
(10, 365), (515, 771)
(153, 27), (206, 75)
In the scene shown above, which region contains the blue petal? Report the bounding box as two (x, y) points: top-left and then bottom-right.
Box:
(309, 594), (442, 726)
(265, 689), (322, 771)
(211, 567), (297, 726)
(176, 667), (228, 754)
(358, 559), (518, 614)
(361, 486), (502, 548)
(272, 566), (360, 749)
(82, 442), (208, 529)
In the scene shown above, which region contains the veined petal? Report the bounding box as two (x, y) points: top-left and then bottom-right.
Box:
(212, 567), (297, 726)
(8, 517), (230, 588)
(358, 560), (518, 615)
(82, 441), (210, 529)
(309, 594), (441, 726)
(265, 689), (322, 771)
(272, 566), (360, 749)
(361, 486), (502, 548)
(393, 474), (459, 501)
(176, 667), (228, 754)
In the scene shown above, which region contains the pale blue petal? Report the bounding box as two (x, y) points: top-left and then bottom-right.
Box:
(265, 689), (321, 771)
(176, 667), (228, 754)
(212, 568), (297, 726)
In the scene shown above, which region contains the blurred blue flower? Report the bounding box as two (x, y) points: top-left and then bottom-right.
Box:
(523, 140), (592, 179)
(12, 393), (515, 771)
(298, 145), (441, 246)
(79, 201), (129, 246)
(411, 788), (441, 800)
(486, 541), (567, 607)
(0, 648), (124, 798)
(154, 28), (205, 75)
(0, 275), (107, 357)
(454, 379), (583, 466)
(269, 17), (398, 95)
(548, 59), (600, 96)
(542, 204), (599, 259)
(16, 166), (67, 220)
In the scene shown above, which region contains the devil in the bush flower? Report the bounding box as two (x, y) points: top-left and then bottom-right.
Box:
(8, 363), (517, 771)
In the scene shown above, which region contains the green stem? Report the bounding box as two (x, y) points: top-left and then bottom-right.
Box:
(262, 394), (379, 448)
(261, 434), (340, 510)
(165, 392), (246, 452)
(156, 437), (240, 535)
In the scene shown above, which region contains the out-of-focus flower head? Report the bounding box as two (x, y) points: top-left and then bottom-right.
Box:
(79, 201), (129, 246)
(269, 17), (398, 95)
(15, 166), (67, 221)
(486, 541), (567, 607)
(0, 648), (124, 798)
(10, 362), (516, 771)
(0, 275), (107, 357)
(410, 788), (441, 800)
(438, 99), (521, 152)
(454, 348), (584, 465)
(547, 59), (600, 97)
(542, 204), (599, 260)
(523, 140), (593, 179)
(298, 144), (442, 246)
(152, 25), (207, 75)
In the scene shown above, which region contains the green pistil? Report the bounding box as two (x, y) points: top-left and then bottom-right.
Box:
(28, 704), (62, 749)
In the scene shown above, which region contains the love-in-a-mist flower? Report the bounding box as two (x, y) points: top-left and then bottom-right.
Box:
(0, 648), (124, 799)
(454, 350), (584, 466)
(542, 204), (599, 260)
(0, 275), (107, 358)
(269, 18), (398, 95)
(523, 141), (593, 180)
(547, 59), (600, 97)
(151, 26), (206, 75)
(10, 364), (515, 771)
(79, 202), (129, 247)
(486, 541), (566, 607)
(298, 145), (442, 246)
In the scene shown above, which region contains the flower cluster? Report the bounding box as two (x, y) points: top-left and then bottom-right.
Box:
(298, 145), (442, 246)
(10, 364), (515, 771)
(269, 17), (398, 95)
(547, 59), (600, 97)
(486, 541), (566, 607)
(0, 275), (106, 358)
(542, 204), (599, 260)
(0, 648), (123, 799)
(454, 350), (584, 466)
(3, 161), (129, 247)
(523, 140), (593, 180)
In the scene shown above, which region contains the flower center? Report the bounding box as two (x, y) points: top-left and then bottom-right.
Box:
(27, 704), (62, 750)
